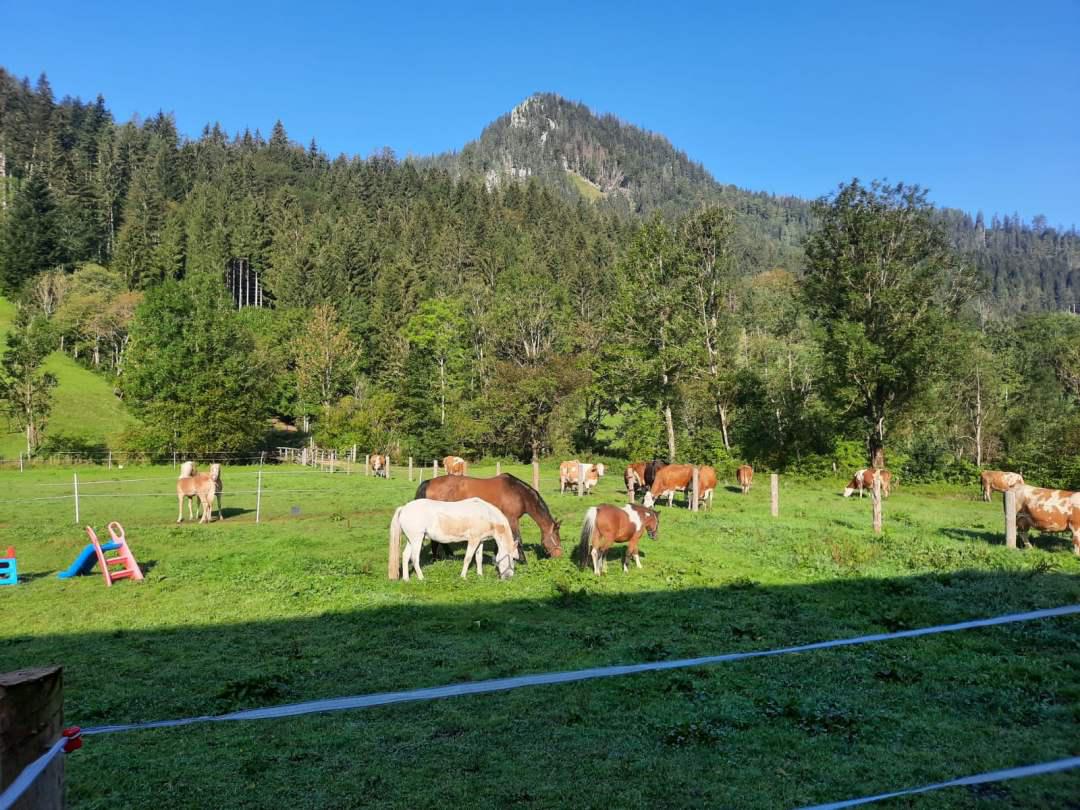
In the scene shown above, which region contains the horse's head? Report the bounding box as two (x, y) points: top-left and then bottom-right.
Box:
(496, 547), (516, 580)
(644, 508), (660, 540)
(542, 520), (564, 558)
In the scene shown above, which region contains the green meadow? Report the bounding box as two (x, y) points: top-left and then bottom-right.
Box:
(1, 462), (1078, 808)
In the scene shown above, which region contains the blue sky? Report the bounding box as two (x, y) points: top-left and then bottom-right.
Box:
(6, 0), (1078, 226)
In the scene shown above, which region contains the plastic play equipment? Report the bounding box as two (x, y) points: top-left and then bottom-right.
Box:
(57, 523), (143, 585)
(0, 546), (16, 585)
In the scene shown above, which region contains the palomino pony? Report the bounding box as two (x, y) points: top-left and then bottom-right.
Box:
(443, 456), (467, 476)
(388, 498), (517, 581)
(176, 463), (223, 523)
(416, 473), (563, 559)
(578, 503), (659, 574)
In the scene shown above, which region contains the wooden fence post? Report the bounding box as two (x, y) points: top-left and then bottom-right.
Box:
(18, 453), (23, 473)
(532, 460), (540, 491)
(770, 473), (779, 517)
(578, 462), (585, 497)
(73, 473), (79, 525)
(433, 459), (438, 477)
(872, 473), (883, 535)
(691, 466), (700, 512)
(365, 454), (370, 476)
(107, 450), (112, 470)
(408, 457), (414, 482)
(386, 457), (391, 479)
(256, 471), (263, 524)
(352, 444), (357, 465)
(0, 666), (65, 810)
(1004, 489), (1017, 549)
(496, 461), (501, 476)
(463, 461), (468, 477)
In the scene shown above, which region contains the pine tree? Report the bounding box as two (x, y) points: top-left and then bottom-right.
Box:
(0, 172), (63, 292)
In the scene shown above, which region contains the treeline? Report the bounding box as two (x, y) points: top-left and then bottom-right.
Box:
(0, 70), (1077, 489)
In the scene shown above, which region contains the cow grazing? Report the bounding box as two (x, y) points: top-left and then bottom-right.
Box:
(980, 470), (1024, 502)
(643, 464), (696, 508)
(443, 456), (467, 476)
(843, 468), (892, 498)
(1012, 484), (1080, 555)
(736, 464), (753, 495)
(560, 461), (599, 494)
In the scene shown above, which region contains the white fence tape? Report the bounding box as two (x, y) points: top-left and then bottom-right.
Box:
(798, 756), (1080, 809)
(0, 738), (66, 810)
(82, 604), (1079, 735)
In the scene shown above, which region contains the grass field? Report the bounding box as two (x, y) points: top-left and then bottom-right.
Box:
(1, 462), (1078, 809)
(0, 297), (137, 460)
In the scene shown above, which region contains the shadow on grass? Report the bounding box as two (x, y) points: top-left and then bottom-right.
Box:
(942, 527), (1076, 554)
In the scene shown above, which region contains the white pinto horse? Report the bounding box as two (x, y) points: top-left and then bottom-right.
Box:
(388, 497), (517, 581)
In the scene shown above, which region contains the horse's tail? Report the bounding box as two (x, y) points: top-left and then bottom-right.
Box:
(388, 506), (403, 580)
(577, 507), (597, 569)
(414, 480), (429, 500)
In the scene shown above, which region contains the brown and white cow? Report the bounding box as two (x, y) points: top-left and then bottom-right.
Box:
(643, 464), (696, 508)
(696, 465), (718, 509)
(1012, 484), (1080, 555)
(442, 456), (467, 476)
(736, 464), (753, 495)
(560, 460), (599, 494)
(370, 454), (387, 478)
(843, 468), (892, 498)
(980, 470), (1023, 502)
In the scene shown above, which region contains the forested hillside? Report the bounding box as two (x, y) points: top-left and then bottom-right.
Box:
(0, 69), (1076, 487)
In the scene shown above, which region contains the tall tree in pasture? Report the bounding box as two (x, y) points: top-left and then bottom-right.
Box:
(803, 179), (974, 467)
(0, 314), (57, 454)
(488, 356), (588, 461)
(0, 172), (64, 291)
(609, 216), (692, 461)
(404, 298), (467, 426)
(681, 205), (738, 449)
(292, 304), (361, 421)
(122, 273), (272, 454)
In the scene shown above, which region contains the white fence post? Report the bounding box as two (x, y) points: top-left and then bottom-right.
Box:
(532, 460), (540, 491)
(365, 454), (370, 476)
(691, 466), (700, 512)
(408, 457), (414, 482)
(108, 450), (112, 470)
(872, 474), (883, 535)
(1004, 489), (1017, 549)
(386, 457), (392, 479)
(256, 470), (263, 524)
(496, 461), (501, 476)
(578, 463), (585, 497)
(73, 472), (80, 525)
(770, 473), (779, 518)
(18, 452), (23, 473)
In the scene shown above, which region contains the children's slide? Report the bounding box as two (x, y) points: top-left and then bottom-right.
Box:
(57, 542), (120, 579)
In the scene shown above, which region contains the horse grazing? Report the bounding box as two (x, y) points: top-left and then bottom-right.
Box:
(416, 473), (563, 558)
(843, 468), (892, 498)
(559, 461), (599, 494)
(388, 498), (517, 581)
(981, 470), (1024, 502)
(696, 465), (718, 509)
(177, 463), (222, 523)
(1011, 484), (1080, 555)
(371, 454), (387, 477)
(643, 464), (696, 508)
(736, 464), (754, 495)
(443, 456), (467, 476)
(577, 503), (659, 574)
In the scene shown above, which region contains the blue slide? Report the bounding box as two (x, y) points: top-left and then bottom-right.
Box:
(57, 542), (120, 579)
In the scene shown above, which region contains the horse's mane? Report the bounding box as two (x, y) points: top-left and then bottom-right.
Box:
(499, 473), (554, 521)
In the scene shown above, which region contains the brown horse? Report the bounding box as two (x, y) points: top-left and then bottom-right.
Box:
(177, 463), (222, 523)
(416, 473), (563, 559)
(577, 503), (659, 574)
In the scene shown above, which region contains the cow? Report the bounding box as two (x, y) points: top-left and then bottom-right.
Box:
(1012, 484), (1080, 555)
(560, 460), (599, 494)
(370, 454), (387, 478)
(843, 468), (892, 498)
(696, 465), (718, 509)
(736, 464), (753, 495)
(624, 463), (646, 499)
(442, 456), (467, 476)
(643, 464), (696, 508)
(980, 470), (1024, 502)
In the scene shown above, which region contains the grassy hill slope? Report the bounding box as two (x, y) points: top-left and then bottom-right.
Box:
(0, 297), (137, 459)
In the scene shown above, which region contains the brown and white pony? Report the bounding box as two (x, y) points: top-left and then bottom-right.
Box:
(177, 463), (223, 523)
(1012, 484), (1080, 555)
(443, 456), (467, 476)
(981, 470), (1024, 502)
(577, 503), (659, 575)
(559, 461), (599, 494)
(736, 464), (753, 495)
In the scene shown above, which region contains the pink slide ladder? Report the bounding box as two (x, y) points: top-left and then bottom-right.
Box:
(87, 522), (144, 586)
